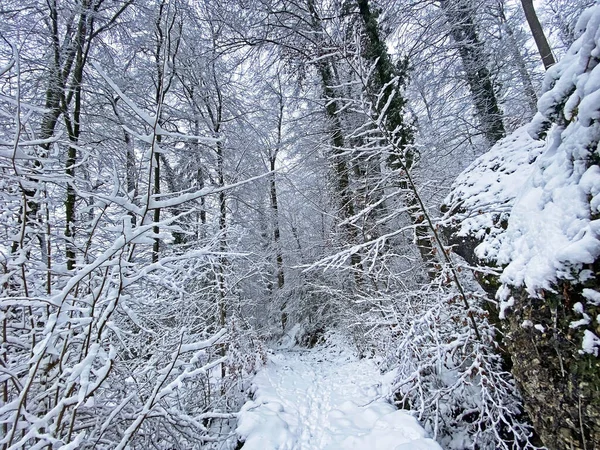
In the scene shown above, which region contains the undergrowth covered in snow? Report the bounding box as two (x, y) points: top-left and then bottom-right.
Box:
(389, 283), (539, 450)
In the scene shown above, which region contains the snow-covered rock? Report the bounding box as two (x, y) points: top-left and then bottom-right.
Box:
(442, 125), (545, 263)
(442, 5), (600, 449)
(496, 5), (600, 297)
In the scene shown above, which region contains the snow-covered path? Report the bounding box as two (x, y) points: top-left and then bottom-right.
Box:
(236, 340), (441, 450)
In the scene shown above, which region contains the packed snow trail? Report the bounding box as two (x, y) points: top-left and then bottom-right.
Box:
(236, 337), (441, 449)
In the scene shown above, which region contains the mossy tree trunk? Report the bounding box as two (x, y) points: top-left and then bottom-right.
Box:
(440, 0), (506, 146)
(356, 0), (437, 279)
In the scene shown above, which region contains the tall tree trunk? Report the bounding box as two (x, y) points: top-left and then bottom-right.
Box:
(356, 0), (413, 161)
(207, 57), (227, 341)
(12, 0), (79, 260)
(195, 116), (206, 235)
(64, 0), (92, 271)
(307, 0), (363, 284)
(152, 3), (165, 264)
(441, 0), (506, 146)
(271, 89), (286, 328)
(217, 137), (227, 330)
(152, 146), (161, 263)
(150, 0), (181, 262)
(521, 0), (555, 70)
(12, 0), (130, 266)
(212, 77), (227, 337)
(357, 0), (438, 279)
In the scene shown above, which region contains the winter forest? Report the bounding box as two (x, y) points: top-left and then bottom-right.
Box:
(1, 0), (599, 448)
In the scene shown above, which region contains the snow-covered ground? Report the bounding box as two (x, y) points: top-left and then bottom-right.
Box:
(236, 336), (441, 450)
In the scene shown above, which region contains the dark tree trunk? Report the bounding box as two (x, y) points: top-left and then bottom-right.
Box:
(150, 1), (180, 262)
(441, 0), (506, 146)
(195, 118), (207, 231)
(356, 0), (413, 162)
(521, 0), (556, 70)
(217, 137), (227, 369)
(64, 1), (92, 270)
(271, 90), (286, 328)
(152, 149), (161, 263)
(13, 0), (80, 261)
(356, 0), (438, 279)
(307, 0), (363, 282)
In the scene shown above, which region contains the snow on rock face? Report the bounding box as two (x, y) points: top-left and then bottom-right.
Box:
(444, 4), (600, 303)
(442, 125), (545, 262)
(236, 339), (441, 450)
(496, 5), (600, 297)
(442, 2), (600, 390)
(440, 6), (600, 447)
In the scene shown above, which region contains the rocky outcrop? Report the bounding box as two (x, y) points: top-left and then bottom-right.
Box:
(442, 226), (600, 448)
(439, 125), (544, 304)
(441, 6), (600, 447)
(504, 276), (600, 449)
